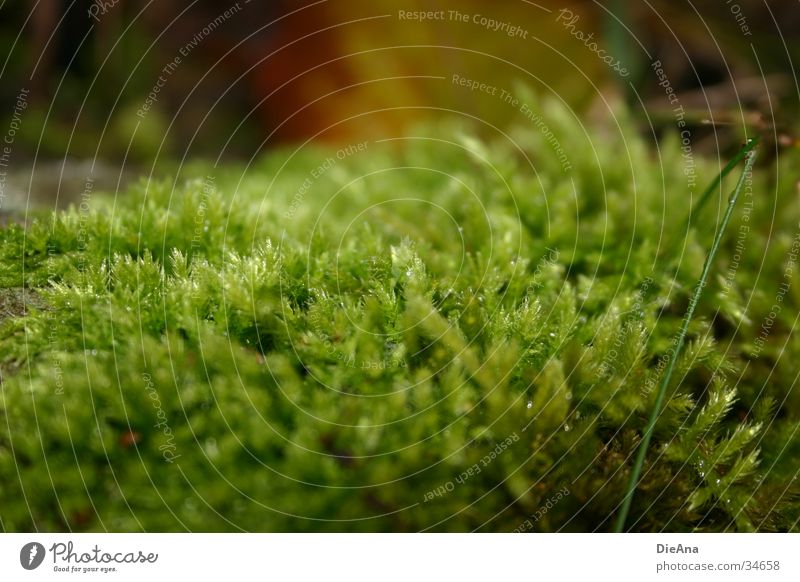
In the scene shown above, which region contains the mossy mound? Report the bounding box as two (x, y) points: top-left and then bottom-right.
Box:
(1, 97), (799, 532)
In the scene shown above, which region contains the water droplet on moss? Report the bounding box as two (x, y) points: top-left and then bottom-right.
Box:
(526, 401), (533, 409)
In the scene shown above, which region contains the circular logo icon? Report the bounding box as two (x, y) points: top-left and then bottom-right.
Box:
(20, 542), (46, 570)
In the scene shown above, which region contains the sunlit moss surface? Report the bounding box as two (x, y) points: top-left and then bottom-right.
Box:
(1, 96), (799, 532)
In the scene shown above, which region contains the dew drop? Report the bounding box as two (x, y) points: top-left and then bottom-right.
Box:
(526, 401), (533, 409)
(205, 438), (219, 458)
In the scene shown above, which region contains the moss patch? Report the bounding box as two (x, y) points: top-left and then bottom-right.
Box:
(1, 97), (799, 532)
(0, 288), (42, 323)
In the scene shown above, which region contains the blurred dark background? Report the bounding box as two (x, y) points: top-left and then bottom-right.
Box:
(0, 0), (798, 208)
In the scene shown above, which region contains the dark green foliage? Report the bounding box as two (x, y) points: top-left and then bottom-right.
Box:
(1, 99), (799, 532)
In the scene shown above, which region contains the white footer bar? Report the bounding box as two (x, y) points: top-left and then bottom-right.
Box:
(1, 533), (798, 580)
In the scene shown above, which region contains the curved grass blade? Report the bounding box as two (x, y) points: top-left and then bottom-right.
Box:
(674, 137), (760, 249)
(614, 137), (760, 532)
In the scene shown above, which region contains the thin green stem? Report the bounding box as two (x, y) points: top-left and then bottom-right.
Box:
(614, 137), (759, 533)
(679, 137), (760, 240)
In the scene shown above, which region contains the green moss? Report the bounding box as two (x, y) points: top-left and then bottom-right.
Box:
(1, 98), (799, 532)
